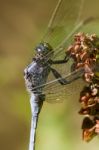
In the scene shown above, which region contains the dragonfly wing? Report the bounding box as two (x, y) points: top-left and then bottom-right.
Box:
(42, 0), (98, 61)
(43, 0), (85, 49)
(44, 78), (85, 103)
(43, 65), (85, 103)
(40, 0), (85, 86)
(34, 0), (99, 103)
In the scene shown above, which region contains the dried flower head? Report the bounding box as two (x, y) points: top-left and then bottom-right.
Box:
(66, 33), (98, 83)
(67, 33), (99, 142)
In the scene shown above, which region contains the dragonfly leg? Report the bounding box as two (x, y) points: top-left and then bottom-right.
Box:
(51, 66), (84, 85)
(50, 67), (70, 85)
(51, 55), (69, 64)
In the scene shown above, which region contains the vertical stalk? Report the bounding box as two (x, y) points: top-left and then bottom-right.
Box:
(29, 94), (43, 150)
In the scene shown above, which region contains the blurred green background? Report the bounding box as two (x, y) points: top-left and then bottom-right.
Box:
(0, 0), (99, 150)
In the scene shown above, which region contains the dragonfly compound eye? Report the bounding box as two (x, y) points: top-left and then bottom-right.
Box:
(35, 42), (54, 57)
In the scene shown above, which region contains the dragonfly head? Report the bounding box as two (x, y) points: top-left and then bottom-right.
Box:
(35, 42), (54, 60)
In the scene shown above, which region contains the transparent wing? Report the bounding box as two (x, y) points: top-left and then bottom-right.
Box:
(43, 0), (84, 50)
(44, 78), (85, 103)
(34, 64), (85, 103)
(42, 0), (98, 60)
(43, 0), (85, 86)
(35, 0), (99, 103)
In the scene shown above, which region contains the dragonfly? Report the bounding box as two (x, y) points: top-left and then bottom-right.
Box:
(24, 0), (99, 150)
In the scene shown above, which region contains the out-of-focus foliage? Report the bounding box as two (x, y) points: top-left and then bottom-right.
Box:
(0, 0), (99, 150)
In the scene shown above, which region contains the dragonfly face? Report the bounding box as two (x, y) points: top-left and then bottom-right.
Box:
(35, 42), (54, 61)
